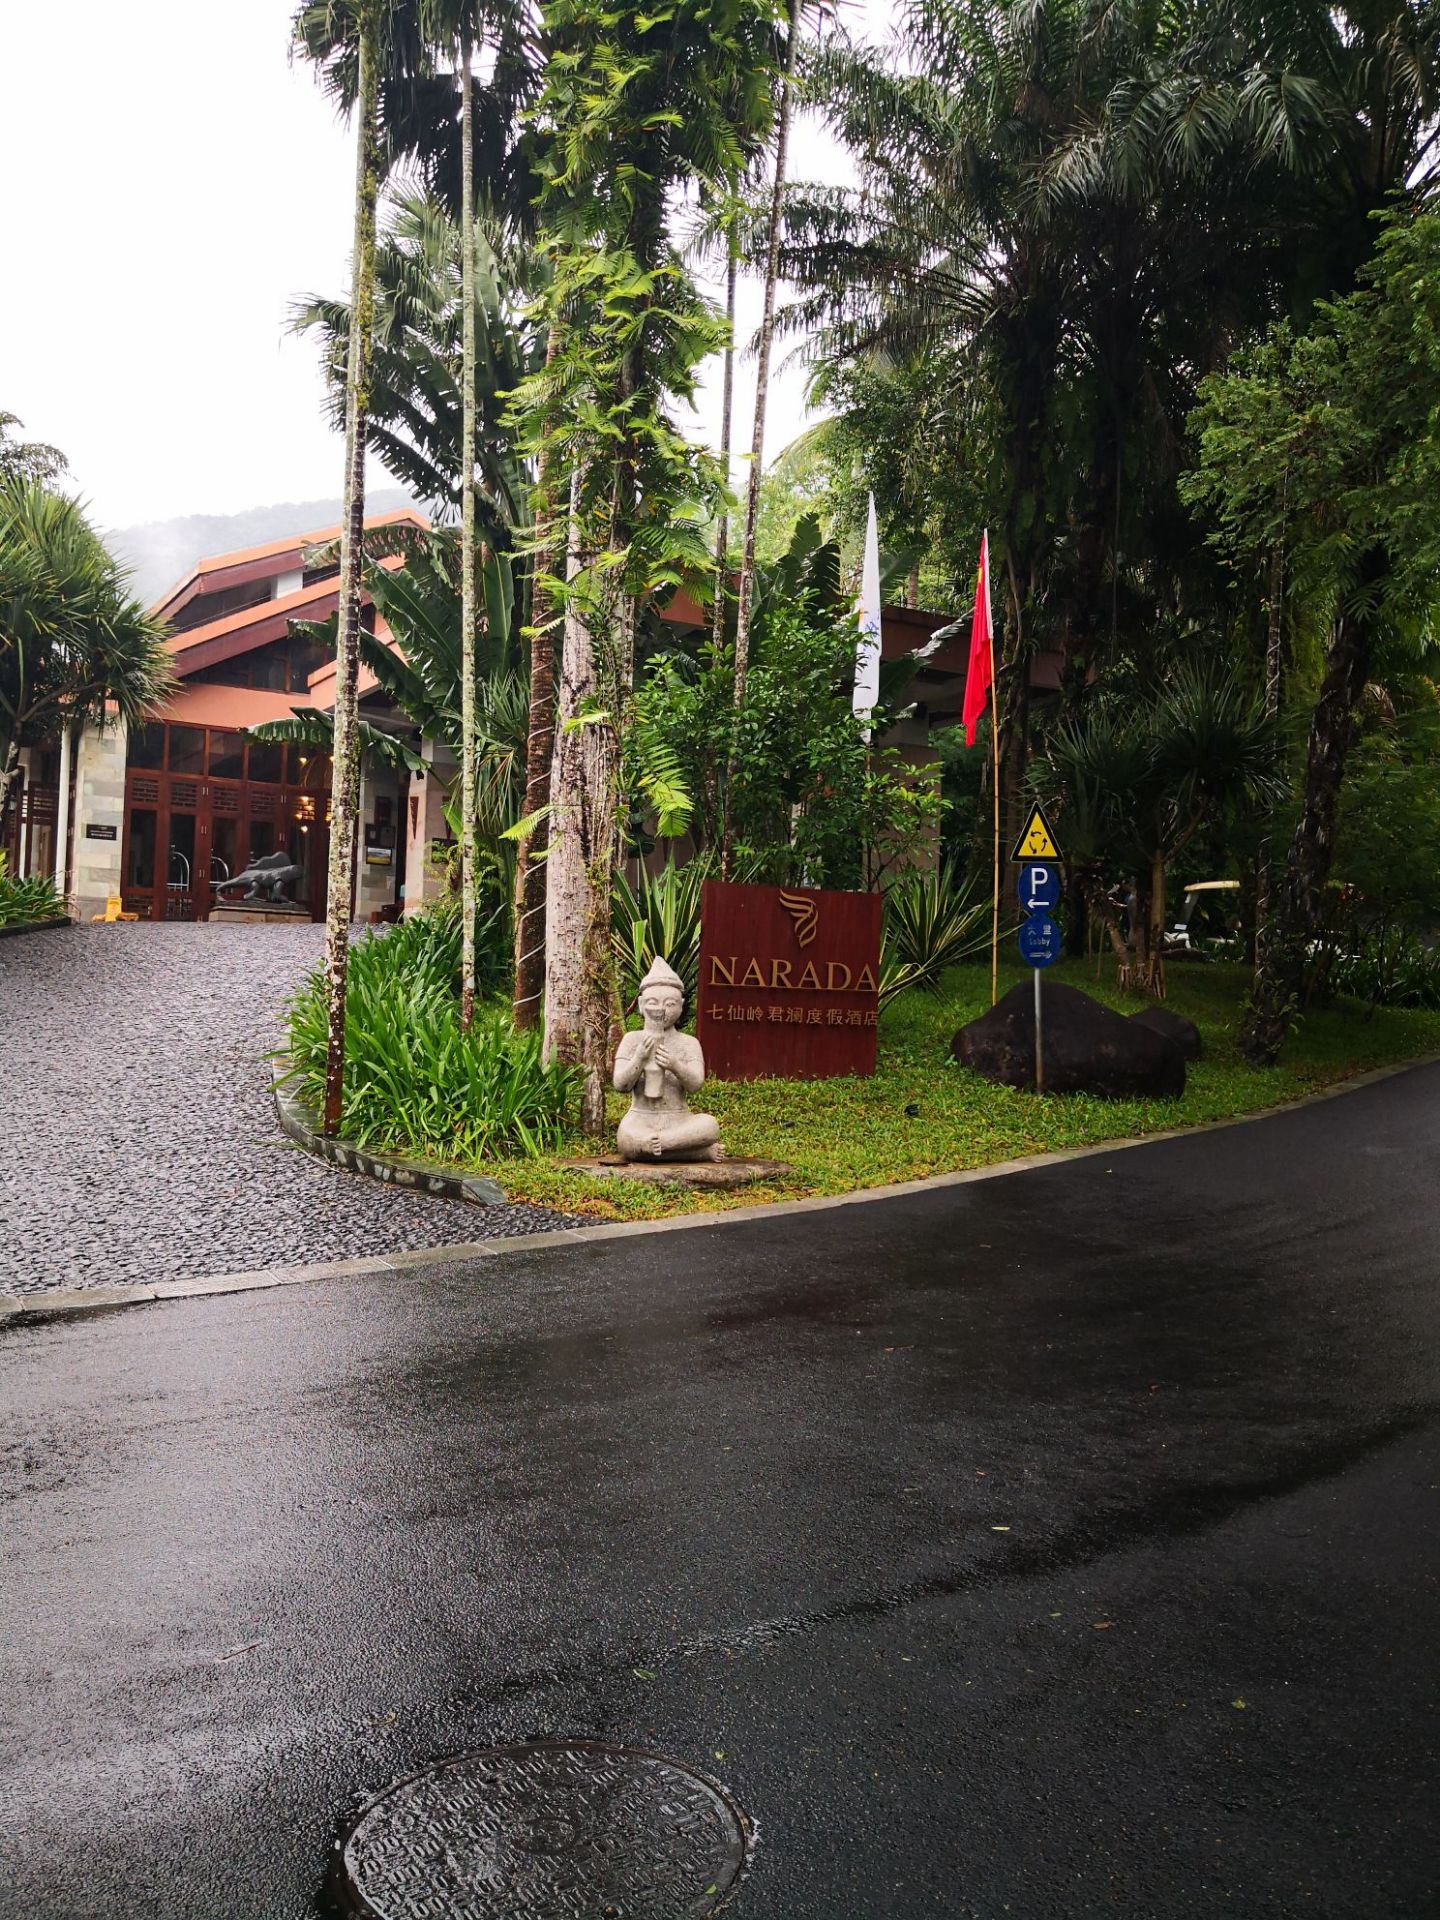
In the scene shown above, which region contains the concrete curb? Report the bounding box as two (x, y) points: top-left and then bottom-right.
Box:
(0, 916), (71, 941)
(272, 1072), (508, 1208)
(4, 1048), (1436, 1330)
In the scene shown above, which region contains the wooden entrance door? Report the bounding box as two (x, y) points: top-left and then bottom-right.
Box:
(120, 728), (332, 921)
(162, 778), (204, 920)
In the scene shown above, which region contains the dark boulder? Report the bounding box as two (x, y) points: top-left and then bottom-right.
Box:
(1129, 1005), (1203, 1061)
(952, 980), (1186, 1098)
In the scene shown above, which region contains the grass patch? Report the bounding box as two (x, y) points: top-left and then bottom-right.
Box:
(483, 958), (1440, 1221)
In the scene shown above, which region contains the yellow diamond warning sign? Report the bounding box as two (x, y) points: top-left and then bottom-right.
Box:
(1010, 803), (1061, 864)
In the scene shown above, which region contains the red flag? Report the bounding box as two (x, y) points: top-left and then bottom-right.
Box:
(962, 531), (993, 747)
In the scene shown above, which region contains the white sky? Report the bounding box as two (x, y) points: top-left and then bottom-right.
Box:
(0, 0), (885, 539)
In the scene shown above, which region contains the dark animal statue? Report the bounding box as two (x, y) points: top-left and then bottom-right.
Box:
(212, 851), (304, 904)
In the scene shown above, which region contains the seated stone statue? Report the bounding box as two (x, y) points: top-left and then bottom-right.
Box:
(613, 957), (721, 1163)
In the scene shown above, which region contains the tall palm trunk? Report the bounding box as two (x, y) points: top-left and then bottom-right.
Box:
(543, 473), (618, 1137)
(322, 1), (381, 1137)
(721, 0), (801, 876)
(0, 740), (20, 830)
(1252, 516), (1287, 973)
(710, 234), (738, 650)
(459, 32), (479, 1030)
(1242, 558), (1381, 1065)
(512, 322), (561, 1030)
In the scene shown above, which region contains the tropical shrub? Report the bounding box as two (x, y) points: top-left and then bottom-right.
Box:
(611, 860), (710, 1020)
(879, 863), (989, 1006)
(635, 548), (941, 888)
(1329, 929), (1440, 1011)
(0, 853), (64, 927)
(377, 889), (513, 1001)
(283, 908), (575, 1160)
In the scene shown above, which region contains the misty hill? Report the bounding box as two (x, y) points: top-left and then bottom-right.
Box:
(108, 487), (420, 605)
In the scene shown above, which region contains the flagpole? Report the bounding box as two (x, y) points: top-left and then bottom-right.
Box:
(986, 532), (1000, 1006)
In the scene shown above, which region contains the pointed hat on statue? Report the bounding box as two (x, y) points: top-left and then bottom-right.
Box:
(639, 955), (685, 997)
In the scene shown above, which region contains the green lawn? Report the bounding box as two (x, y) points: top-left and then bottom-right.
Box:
(485, 960), (1440, 1223)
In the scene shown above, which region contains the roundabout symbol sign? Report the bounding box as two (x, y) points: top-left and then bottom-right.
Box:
(1009, 805), (1064, 1092)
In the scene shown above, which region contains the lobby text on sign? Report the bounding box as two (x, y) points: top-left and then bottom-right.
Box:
(696, 880), (882, 1080)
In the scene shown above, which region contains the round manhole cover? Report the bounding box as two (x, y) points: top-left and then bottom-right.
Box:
(338, 1741), (750, 1919)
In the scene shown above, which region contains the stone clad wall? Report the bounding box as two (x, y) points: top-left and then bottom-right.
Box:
(402, 748), (454, 916)
(70, 722), (126, 919)
(356, 765), (402, 920)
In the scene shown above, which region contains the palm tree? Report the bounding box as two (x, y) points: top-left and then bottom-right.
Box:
(781, 0), (1324, 847)
(295, 193), (554, 1023)
(411, 0), (552, 1033)
(1034, 663), (1282, 993)
(518, 0), (784, 1134)
(0, 480), (173, 825)
(293, 197), (537, 541)
(416, 0), (538, 1028)
(456, 19), (481, 1026)
(724, 0), (802, 876)
(294, 0), (393, 1134)
(295, 0), (548, 1027)
(710, 224), (739, 652)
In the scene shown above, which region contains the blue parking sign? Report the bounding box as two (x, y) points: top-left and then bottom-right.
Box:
(1016, 863), (1060, 914)
(1018, 914), (1062, 968)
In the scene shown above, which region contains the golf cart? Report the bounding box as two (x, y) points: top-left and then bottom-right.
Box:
(1167, 879), (1242, 955)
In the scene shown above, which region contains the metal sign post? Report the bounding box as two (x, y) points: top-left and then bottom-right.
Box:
(1011, 809), (1064, 1094)
(1035, 966), (1044, 1093)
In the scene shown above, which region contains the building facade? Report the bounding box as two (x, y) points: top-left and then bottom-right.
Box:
(4, 511), (1055, 926)
(3, 509), (454, 925)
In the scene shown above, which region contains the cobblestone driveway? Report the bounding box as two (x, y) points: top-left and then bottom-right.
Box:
(0, 923), (582, 1297)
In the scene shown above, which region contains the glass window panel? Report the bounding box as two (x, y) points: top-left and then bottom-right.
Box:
(127, 811), (157, 888)
(167, 726), (205, 775)
(248, 819), (276, 863)
(210, 818), (240, 885)
(208, 731), (244, 780)
(251, 647), (288, 690)
(189, 660), (252, 688)
(288, 745), (326, 788)
(289, 631), (329, 687)
(246, 740), (283, 786)
(127, 721), (165, 770)
(167, 812), (196, 891)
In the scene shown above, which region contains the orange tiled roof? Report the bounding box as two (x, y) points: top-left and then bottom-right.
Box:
(190, 506), (428, 577)
(167, 554), (408, 675)
(149, 506), (430, 620)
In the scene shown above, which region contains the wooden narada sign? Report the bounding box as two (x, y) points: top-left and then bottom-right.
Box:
(696, 880), (883, 1081)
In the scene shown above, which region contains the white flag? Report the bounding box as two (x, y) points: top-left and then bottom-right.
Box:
(853, 491), (882, 740)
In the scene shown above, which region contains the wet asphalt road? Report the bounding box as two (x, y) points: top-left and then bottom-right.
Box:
(3, 1062), (1438, 1919)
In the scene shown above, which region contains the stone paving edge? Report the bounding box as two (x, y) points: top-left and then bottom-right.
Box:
(0, 916), (72, 940)
(4, 1049), (1436, 1330)
(272, 1069), (509, 1208)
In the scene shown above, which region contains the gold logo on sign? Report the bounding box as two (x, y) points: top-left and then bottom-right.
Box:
(778, 889), (818, 948)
